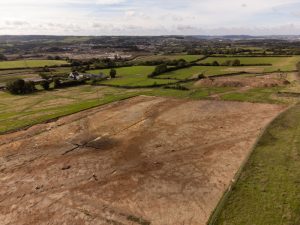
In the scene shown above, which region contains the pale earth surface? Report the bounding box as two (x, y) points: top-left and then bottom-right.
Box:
(0, 96), (286, 225)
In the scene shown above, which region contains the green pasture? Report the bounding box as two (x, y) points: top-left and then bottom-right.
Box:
(202, 56), (300, 72)
(158, 66), (237, 80)
(88, 66), (178, 87)
(0, 60), (68, 69)
(132, 54), (203, 63)
(0, 86), (140, 133)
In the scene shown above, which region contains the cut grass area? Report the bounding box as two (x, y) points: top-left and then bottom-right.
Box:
(201, 56), (300, 72)
(88, 66), (178, 87)
(132, 54), (203, 63)
(0, 60), (68, 69)
(220, 87), (286, 104)
(211, 103), (300, 225)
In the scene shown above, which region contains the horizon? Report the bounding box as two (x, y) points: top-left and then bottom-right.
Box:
(1, 0), (300, 35)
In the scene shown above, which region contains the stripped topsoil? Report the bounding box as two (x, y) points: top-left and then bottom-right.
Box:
(195, 74), (289, 88)
(0, 96), (286, 225)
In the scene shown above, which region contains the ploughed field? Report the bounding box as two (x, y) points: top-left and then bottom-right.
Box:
(0, 96), (285, 225)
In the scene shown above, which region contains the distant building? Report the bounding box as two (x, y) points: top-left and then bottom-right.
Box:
(69, 72), (79, 80)
(69, 71), (107, 80)
(85, 72), (107, 80)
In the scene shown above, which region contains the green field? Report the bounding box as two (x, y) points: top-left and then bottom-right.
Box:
(0, 86), (141, 133)
(158, 66), (237, 80)
(88, 66), (179, 87)
(220, 87), (285, 104)
(210, 103), (300, 225)
(132, 54), (203, 63)
(0, 60), (68, 69)
(202, 56), (300, 72)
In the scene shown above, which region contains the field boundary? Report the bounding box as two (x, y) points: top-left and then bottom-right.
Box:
(206, 104), (293, 225)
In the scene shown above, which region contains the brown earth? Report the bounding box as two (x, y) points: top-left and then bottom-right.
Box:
(0, 96), (286, 225)
(196, 74), (289, 88)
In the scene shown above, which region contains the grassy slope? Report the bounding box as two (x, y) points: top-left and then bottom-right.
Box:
(211, 103), (300, 225)
(0, 60), (68, 69)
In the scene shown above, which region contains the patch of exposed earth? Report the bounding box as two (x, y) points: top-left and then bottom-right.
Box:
(0, 96), (286, 225)
(195, 74), (289, 89)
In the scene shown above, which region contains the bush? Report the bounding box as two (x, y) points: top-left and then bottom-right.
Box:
(198, 73), (206, 79)
(53, 78), (62, 88)
(212, 61), (220, 66)
(110, 68), (117, 78)
(41, 80), (51, 90)
(164, 84), (189, 91)
(232, 59), (241, 66)
(0, 53), (7, 61)
(148, 64), (168, 77)
(6, 79), (36, 95)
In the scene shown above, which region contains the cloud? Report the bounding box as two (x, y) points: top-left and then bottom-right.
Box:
(1, 0), (300, 35)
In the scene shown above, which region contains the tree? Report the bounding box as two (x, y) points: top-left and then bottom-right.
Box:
(41, 80), (50, 90)
(43, 66), (50, 72)
(6, 79), (36, 95)
(0, 54), (7, 61)
(231, 59), (241, 66)
(149, 64), (168, 77)
(53, 78), (61, 88)
(110, 68), (117, 78)
(212, 61), (220, 66)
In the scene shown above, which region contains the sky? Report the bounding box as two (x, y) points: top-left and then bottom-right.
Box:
(1, 0), (300, 35)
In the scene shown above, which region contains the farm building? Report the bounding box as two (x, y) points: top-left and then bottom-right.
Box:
(69, 72), (107, 80)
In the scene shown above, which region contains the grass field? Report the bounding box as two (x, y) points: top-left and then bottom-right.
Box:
(202, 56), (300, 72)
(0, 73), (40, 84)
(88, 66), (179, 87)
(0, 86), (141, 133)
(158, 66), (237, 80)
(132, 54), (203, 63)
(220, 87), (285, 104)
(0, 60), (68, 69)
(211, 103), (300, 225)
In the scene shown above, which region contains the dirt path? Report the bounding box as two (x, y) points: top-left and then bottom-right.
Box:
(0, 96), (286, 225)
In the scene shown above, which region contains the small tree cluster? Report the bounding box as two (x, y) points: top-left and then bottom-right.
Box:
(222, 59), (241, 66)
(0, 53), (7, 61)
(41, 80), (51, 90)
(6, 79), (36, 95)
(149, 64), (168, 77)
(110, 68), (117, 78)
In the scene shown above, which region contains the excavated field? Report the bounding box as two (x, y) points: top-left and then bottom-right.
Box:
(0, 96), (286, 225)
(195, 74), (289, 88)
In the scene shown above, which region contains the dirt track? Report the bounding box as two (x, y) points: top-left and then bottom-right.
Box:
(0, 96), (286, 225)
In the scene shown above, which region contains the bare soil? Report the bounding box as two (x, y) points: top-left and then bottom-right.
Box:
(196, 74), (289, 88)
(0, 96), (286, 225)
